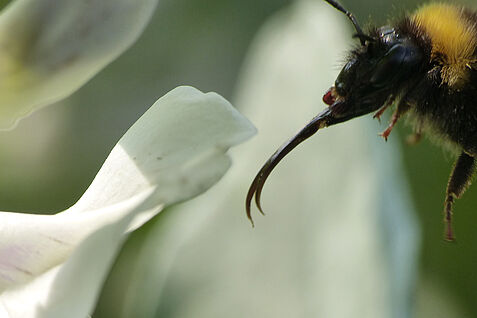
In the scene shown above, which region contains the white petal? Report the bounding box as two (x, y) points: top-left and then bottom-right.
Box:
(67, 86), (256, 228)
(0, 0), (158, 129)
(0, 86), (255, 318)
(0, 190), (154, 318)
(0, 190), (157, 293)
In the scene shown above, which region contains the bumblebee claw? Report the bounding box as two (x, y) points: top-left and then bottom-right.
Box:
(445, 226), (455, 242)
(373, 112), (382, 123)
(444, 201), (455, 242)
(373, 102), (392, 122)
(379, 130), (390, 141)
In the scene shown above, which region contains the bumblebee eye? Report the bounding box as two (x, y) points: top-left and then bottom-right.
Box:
(370, 44), (406, 86)
(335, 58), (358, 95)
(370, 42), (422, 87)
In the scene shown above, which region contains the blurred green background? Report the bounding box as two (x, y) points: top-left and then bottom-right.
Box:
(0, 0), (476, 316)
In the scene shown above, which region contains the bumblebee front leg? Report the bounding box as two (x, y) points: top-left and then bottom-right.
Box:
(444, 152), (476, 241)
(373, 95), (395, 122)
(379, 102), (410, 141)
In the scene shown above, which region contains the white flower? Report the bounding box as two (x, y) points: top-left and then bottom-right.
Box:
(0, 0), (159, 129)
(0, 86), (256, 318)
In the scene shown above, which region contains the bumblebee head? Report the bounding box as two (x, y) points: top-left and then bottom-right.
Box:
(323, 26), (423, 125)
(246, 0), (425, 222)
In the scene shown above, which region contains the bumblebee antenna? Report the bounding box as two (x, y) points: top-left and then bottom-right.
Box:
(323, 0), (367, 45)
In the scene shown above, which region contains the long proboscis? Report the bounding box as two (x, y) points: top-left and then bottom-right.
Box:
(245, 108), (333, 225)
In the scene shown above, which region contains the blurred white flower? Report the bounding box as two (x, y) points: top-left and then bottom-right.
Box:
(96, 1), (421, 317)
(0, 0), (158, 129)
(0, 86), (256, 318)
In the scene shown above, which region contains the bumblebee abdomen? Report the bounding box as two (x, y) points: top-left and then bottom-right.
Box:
(412, 4), (477, 87)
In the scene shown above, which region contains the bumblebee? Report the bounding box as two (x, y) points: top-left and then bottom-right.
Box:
(246, 0), (477, 241)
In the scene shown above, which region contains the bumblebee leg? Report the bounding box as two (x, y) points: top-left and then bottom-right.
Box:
(444, 152), (476, 241)
(373, 95), (395, 122)
(373, 104), (390, 122)
(379, 102), (410, 141)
